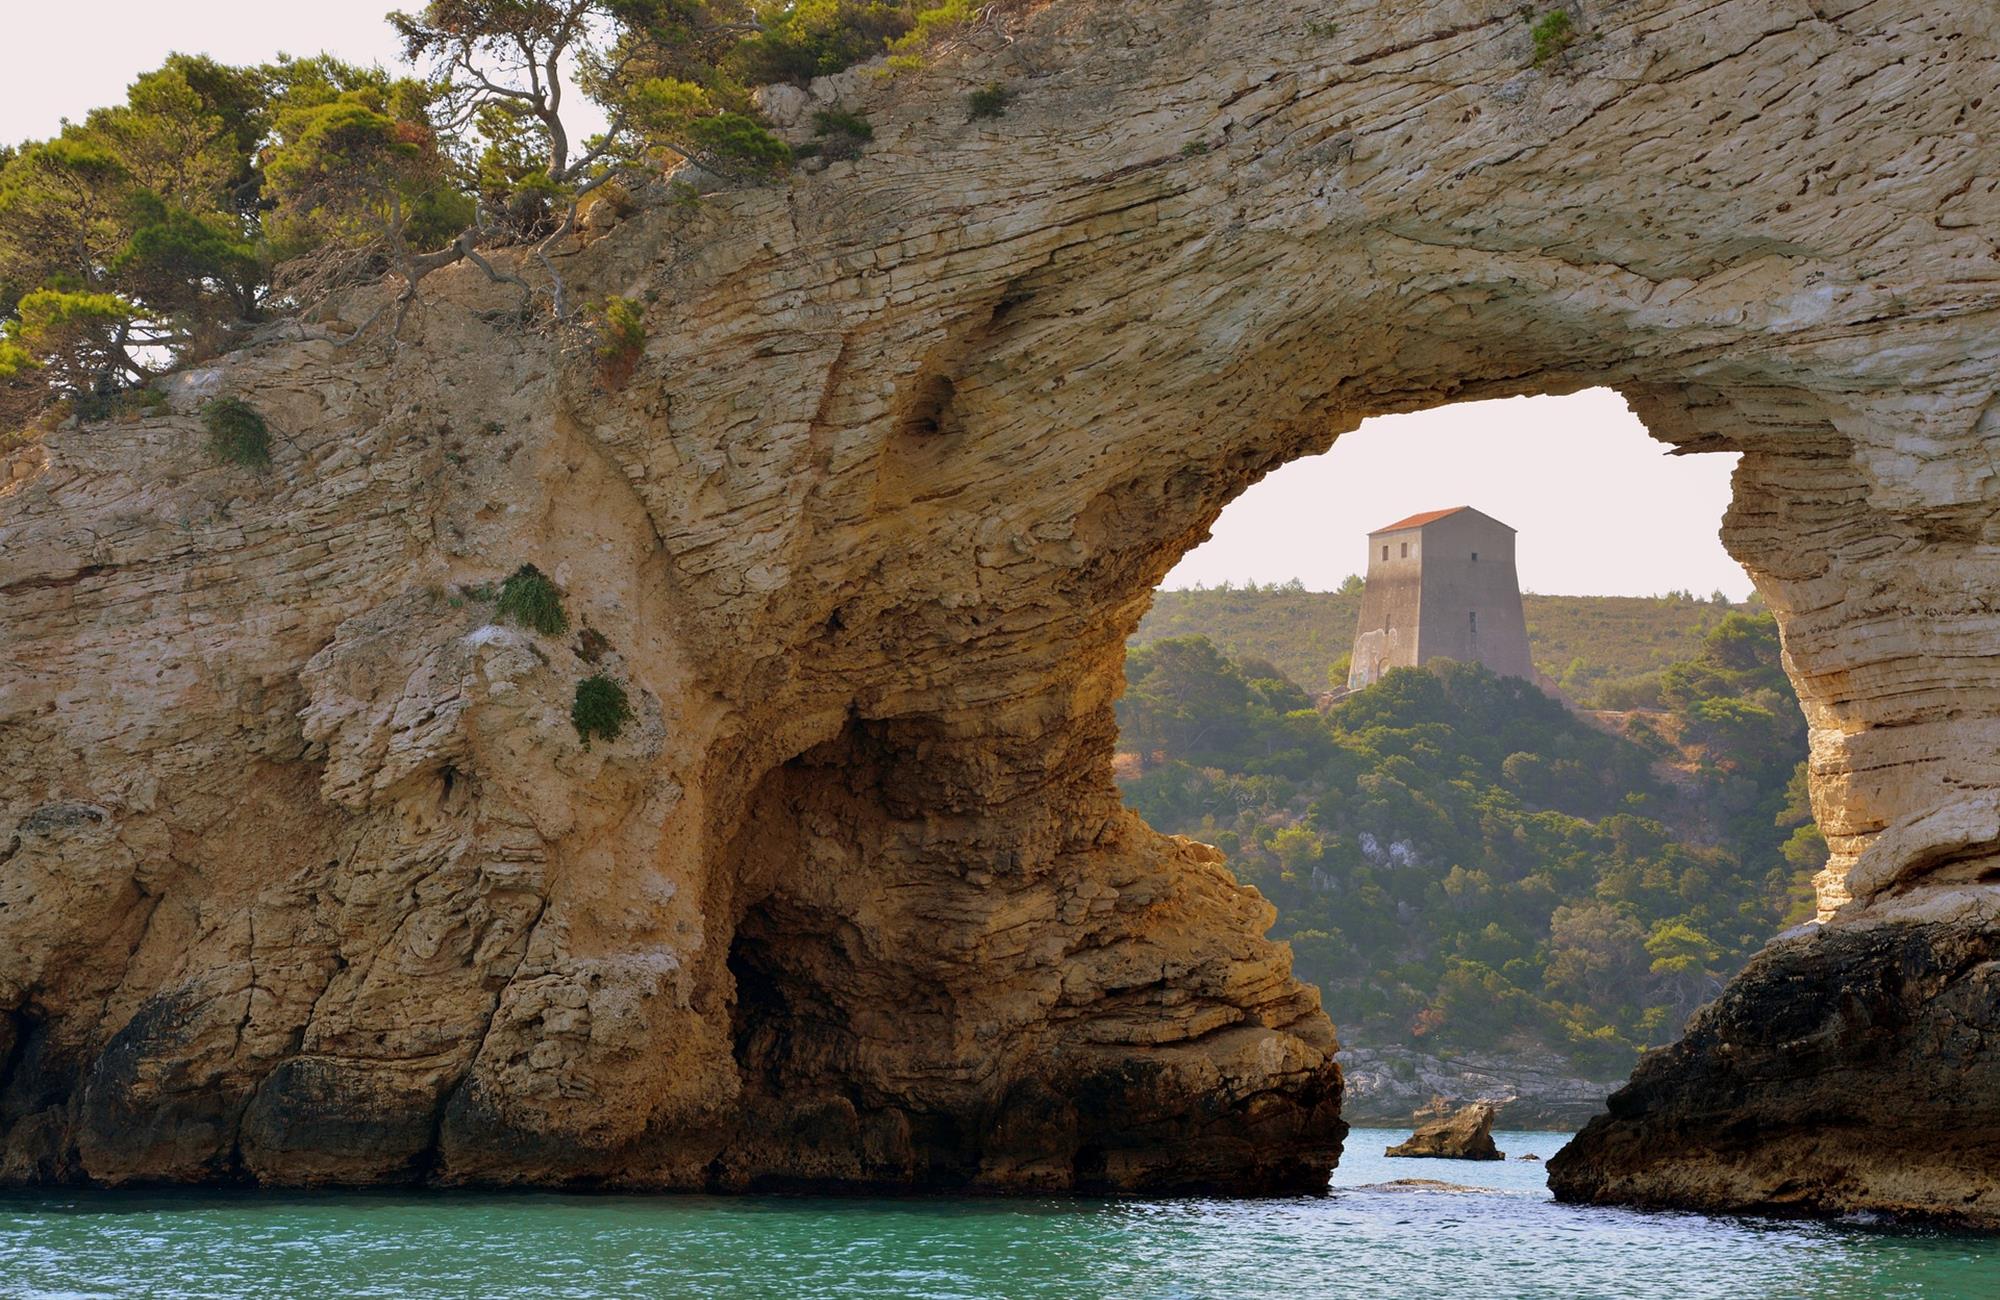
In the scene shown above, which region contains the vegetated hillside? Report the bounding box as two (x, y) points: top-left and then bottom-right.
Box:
(1115, 613), (1822, 1079)
(1134, 584), (1754, 699)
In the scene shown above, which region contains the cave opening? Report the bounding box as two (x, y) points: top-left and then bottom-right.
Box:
(712, 729), (996, 1191)
(725, 906), (792, 1091)
(1118, 387), (1820, 1130)
(725, 894), (853, 1098)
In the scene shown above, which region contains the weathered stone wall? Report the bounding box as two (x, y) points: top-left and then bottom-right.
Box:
(1410, 511), (1532, 681)
(1350, 533), (1424, 687)
(3, 0), (1997, 1216)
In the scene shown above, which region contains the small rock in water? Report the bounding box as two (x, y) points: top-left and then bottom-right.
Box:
(1352, 1178), (1491, 1194)
(1518, 1153), (1541, 1162)
(1385, 1100), (1505, 1160)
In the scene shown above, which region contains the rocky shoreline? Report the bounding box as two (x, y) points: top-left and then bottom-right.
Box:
(1338, 1047), (1619, 1132)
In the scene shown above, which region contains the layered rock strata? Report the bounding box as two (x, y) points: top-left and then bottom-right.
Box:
(3, 0), (1998, 1210)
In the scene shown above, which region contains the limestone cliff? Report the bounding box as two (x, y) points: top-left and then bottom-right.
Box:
(3, 0), (1998, 1214)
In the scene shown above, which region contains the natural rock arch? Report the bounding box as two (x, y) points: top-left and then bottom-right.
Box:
(2, 0), (1996, 1219)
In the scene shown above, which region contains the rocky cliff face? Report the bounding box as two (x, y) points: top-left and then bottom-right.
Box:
(1548, 904), (2000, 1225)
(3, 0), (1997, 1212)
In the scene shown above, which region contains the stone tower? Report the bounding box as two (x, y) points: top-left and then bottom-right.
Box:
(1347, 506), (1533, 690)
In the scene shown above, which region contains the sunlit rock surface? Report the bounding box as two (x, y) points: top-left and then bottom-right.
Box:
(3, 0), (1997, 1211)
(1387, 1102), (1504, 1161)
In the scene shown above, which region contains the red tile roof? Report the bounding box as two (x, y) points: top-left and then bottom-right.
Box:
(1371, 506), (1469, 534)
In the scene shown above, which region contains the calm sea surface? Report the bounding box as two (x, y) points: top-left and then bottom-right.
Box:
(2, 1130), (1995, 1298)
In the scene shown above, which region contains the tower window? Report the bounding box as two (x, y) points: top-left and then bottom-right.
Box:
(1400, 542), (1409, 558)
(1381, 545), (1388, 561)
(1471, 551), (1479, 561)
(1469, 611), (1478, 634)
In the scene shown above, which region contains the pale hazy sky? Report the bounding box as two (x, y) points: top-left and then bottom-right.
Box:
(1163, 389), (1752, 600)
(2, 3), (613, 141)
(4, 5), (410, 141)
(9, 9), (1752, 601)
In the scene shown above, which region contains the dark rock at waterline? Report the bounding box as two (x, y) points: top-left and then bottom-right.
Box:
(2, 1012), (1347, 1195)
(1386, 1101), (1504, 1160)
(1548, 917), (2000, 1228)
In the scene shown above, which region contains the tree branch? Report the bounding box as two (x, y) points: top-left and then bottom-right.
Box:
(534, 201), (582, 321)
(455, 48), (542, 104)
(562, 109), (629, 180)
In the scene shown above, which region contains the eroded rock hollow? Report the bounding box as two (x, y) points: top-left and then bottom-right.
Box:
(3, 0), (1997, 1213)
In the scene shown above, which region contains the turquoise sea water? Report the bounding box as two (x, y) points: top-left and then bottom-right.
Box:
(3, 1130), (1996, 1299)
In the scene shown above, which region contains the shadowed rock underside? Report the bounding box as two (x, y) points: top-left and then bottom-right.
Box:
(2, 0), (1997, 1212)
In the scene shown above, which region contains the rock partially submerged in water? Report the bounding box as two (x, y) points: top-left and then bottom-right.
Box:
(1549, 914), (2000, 1227)
(1385, 1102), (1504, 1160)
(1353, 1178), (1492, 1194)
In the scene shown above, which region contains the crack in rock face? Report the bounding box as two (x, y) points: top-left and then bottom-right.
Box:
(1, 0), (1997, 1216)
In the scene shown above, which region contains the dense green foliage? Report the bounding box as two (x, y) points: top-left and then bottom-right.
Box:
(1135, 584), (1752, 701)
(1117, 614), (1819, 1075)
(260, 61), (470, 263)
(0, 58), (272, 406)
(497, 563), (569, 635)
(0, 52), (477, 405)
(572, 674), (634, 744)
(1, 2), (989, 420)
(201, 396), (271, 468)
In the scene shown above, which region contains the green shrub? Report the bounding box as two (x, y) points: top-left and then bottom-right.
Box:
(129, 387), (170, 417)
(201, 397), (271, 468)
(1531, 10), (1577, 67)
(687, 112), (792, 177)
(496, 563), (568, 636)
(814, 109), (874, 142)
(812, 108), (874, 161)
(1591, 671), (1665, 712)
(572, 674), (633, 746)
(725, 1), (919, 85)
(890, 0), (981, 61)
(0, 336), (34, 382)
(967, 84), (1011, 121)
(597, 296), (647, 365)
(596, 295), (647, 386)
